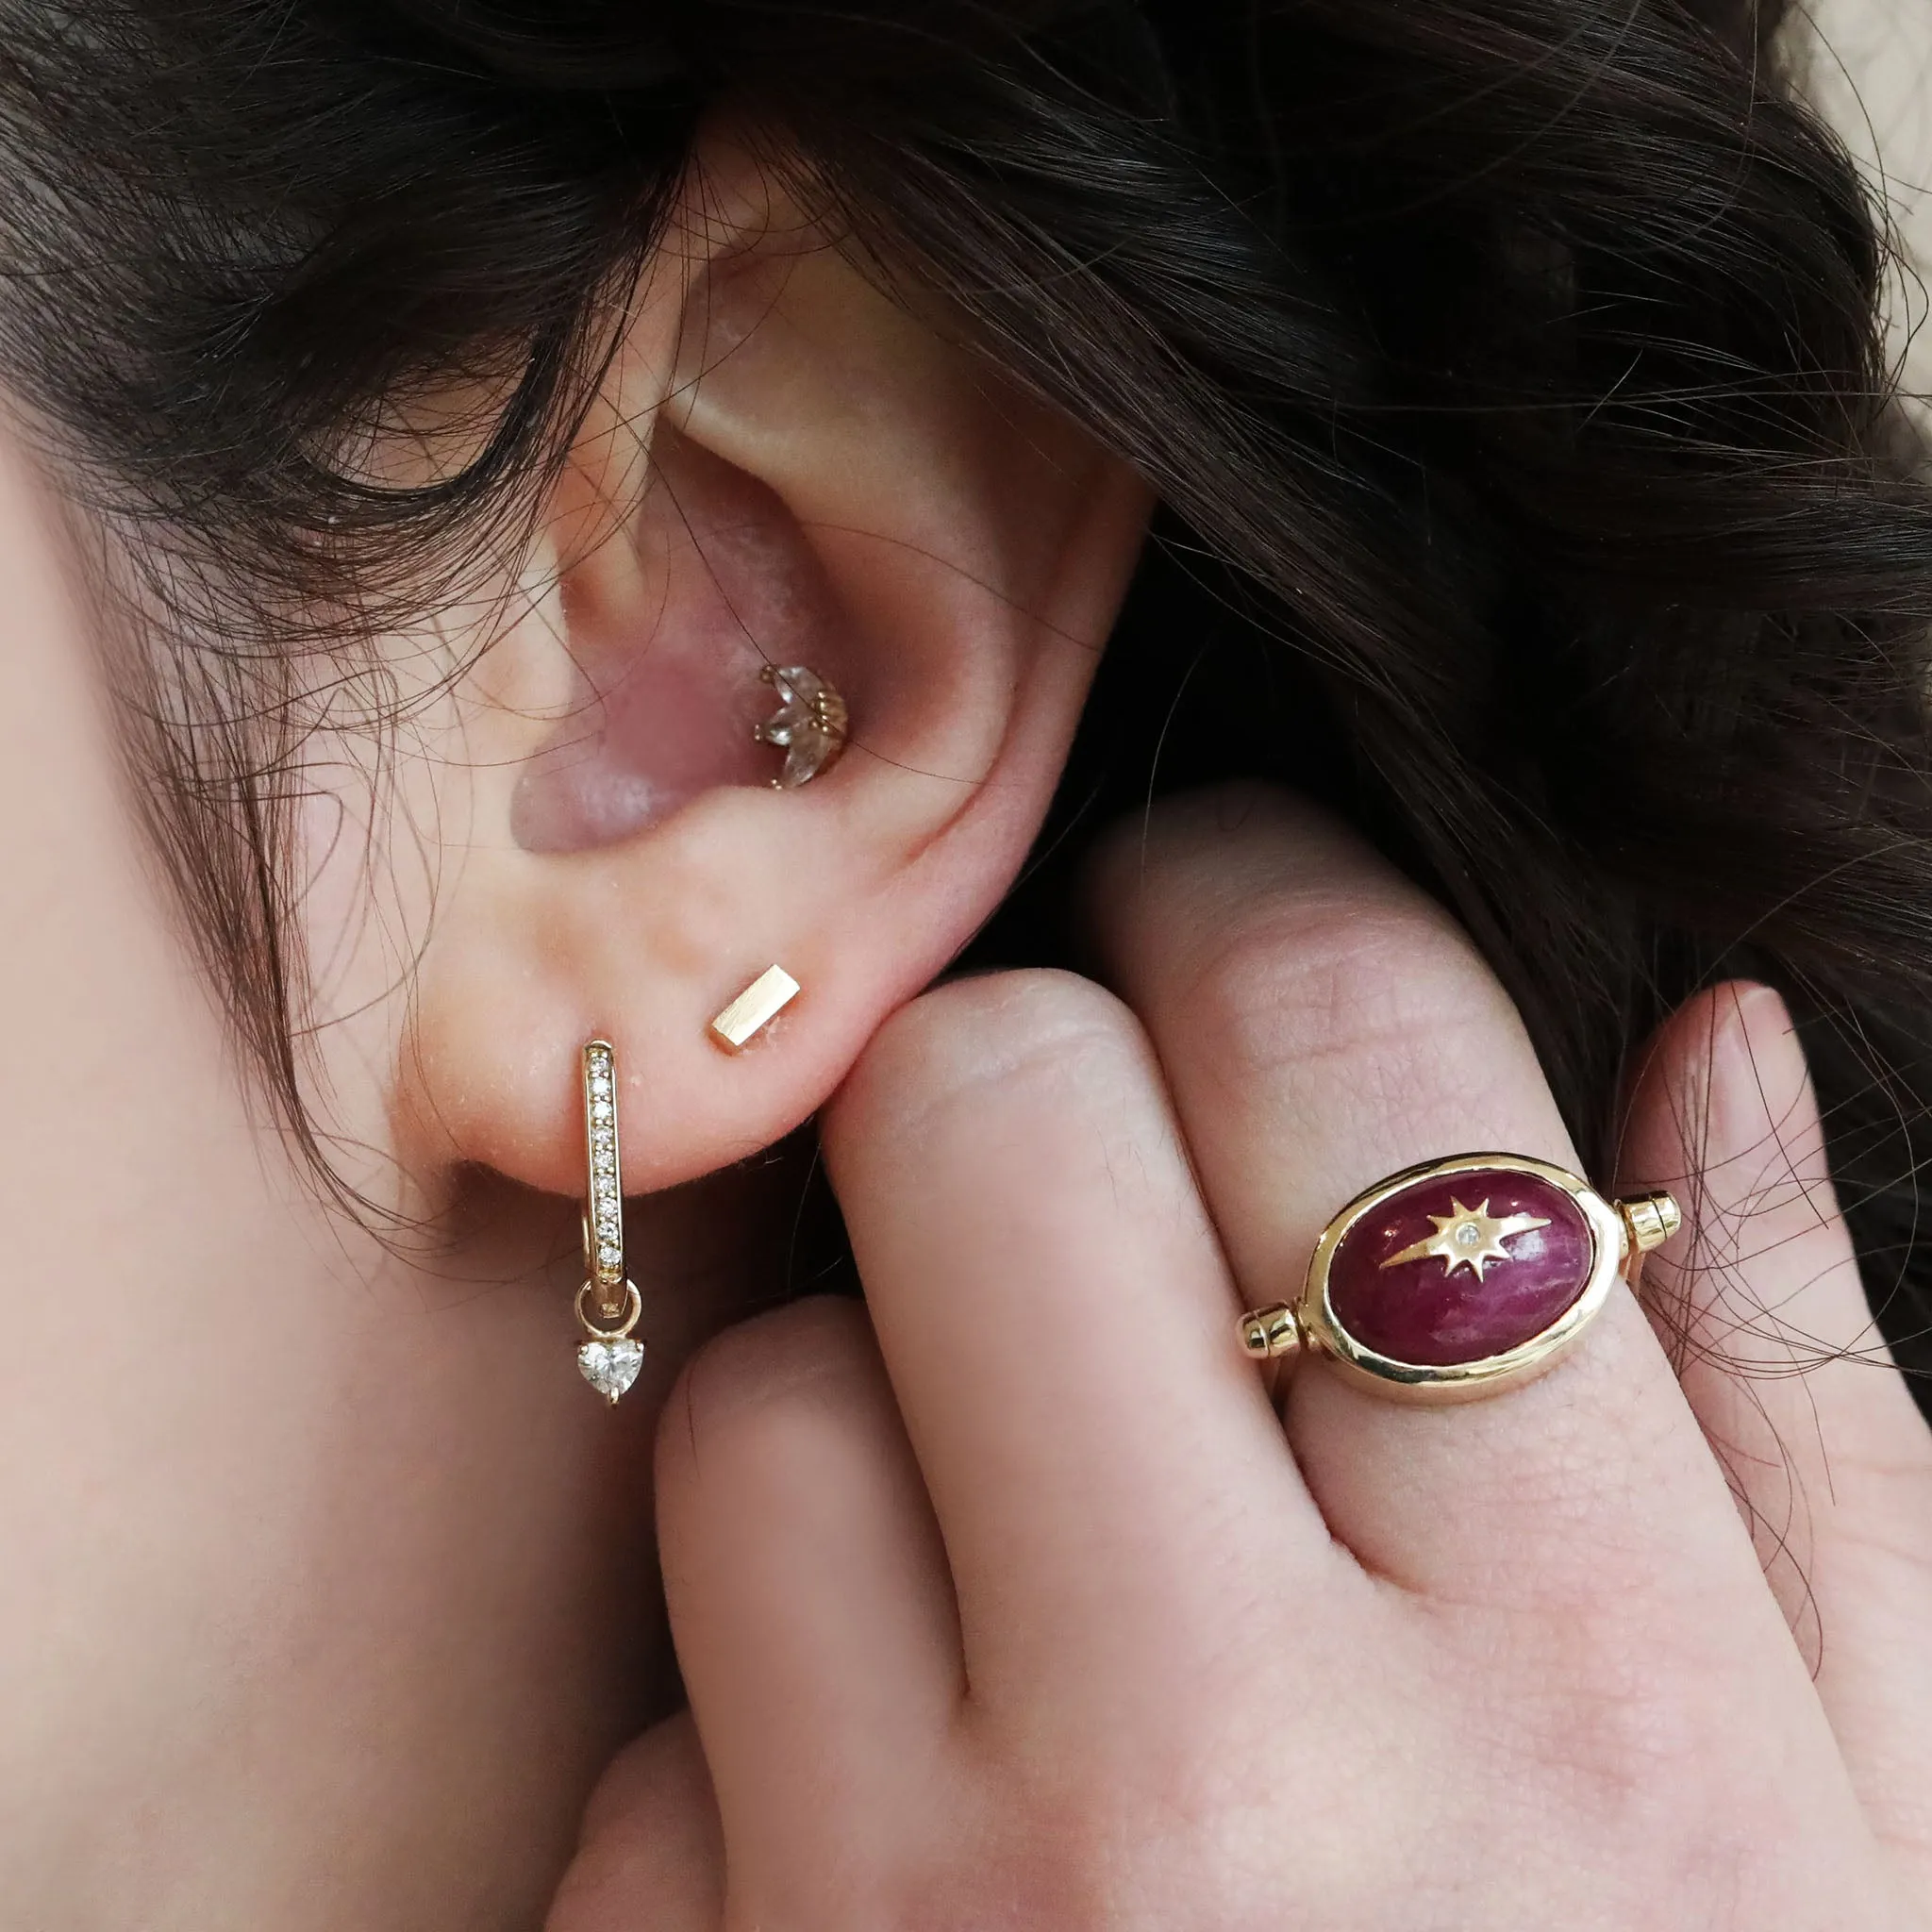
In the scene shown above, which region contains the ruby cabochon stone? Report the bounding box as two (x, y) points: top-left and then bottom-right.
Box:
(1324, 1169), (1595, 1368)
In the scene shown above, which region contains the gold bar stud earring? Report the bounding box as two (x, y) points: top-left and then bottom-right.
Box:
(709, 965), (801, 1052)
(575, 1040), (644, 1405)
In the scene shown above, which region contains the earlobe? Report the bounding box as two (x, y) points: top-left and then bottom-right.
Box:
(393, 136), (1152, 1200)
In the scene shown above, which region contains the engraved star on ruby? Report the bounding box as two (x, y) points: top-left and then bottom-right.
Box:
(1326, 1168), (1594, 1367)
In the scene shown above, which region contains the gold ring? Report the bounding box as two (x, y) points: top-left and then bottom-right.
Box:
(1237, 1153), (1680, 1403)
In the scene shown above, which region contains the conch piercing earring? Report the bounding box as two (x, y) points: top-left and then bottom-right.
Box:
(575, 1040), (644, 1406)
(755, 664), (848, 787)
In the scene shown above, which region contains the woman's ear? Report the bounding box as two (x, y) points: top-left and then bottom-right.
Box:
(391, 137), (1152, 1196)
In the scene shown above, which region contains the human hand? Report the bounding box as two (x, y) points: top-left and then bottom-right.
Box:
(548, 787), (1932, 1930)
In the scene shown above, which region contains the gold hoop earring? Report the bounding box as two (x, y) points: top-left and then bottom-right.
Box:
(576, 1040), (644, 1405)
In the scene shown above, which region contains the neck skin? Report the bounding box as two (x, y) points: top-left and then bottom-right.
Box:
(0, 441), (775, 1929)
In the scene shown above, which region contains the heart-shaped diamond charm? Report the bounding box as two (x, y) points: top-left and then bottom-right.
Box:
(577, 1337), (644, 1406)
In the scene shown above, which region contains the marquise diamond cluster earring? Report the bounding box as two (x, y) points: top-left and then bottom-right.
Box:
(756, 664), (847, 787)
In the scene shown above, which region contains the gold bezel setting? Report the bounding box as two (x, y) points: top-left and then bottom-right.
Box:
(1297, 1153), (1624, 1403)
(1239, 1154), (1679, 1404)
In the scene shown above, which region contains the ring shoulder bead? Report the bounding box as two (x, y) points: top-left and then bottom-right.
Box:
(1240, 1304), (1303, 1360)
(1619, 1191), (1683, 1270)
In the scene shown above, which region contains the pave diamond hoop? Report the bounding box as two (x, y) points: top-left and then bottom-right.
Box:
(582, 1040), (625, 1313)
(577, 1040), (643, 1405)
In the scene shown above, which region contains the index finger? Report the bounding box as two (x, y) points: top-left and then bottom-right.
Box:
(821, 970), (1331, 1719)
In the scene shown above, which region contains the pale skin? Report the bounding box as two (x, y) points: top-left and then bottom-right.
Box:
(547, 794), (1932, 1929)
(0, 16), (1928, 1927)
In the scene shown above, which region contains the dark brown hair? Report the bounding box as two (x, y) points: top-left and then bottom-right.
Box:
(2, 1), (1929, 1366)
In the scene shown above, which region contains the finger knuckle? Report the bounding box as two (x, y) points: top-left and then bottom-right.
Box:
(838, 968), (1150, 1145)
(1496, 1600), (1760, 1826)
(979, 1755), (1262, 1932)
(659, 1295), (875, 1479)
(1186, 891), (1500, 1091)
(937, 1692), (1280, 1932)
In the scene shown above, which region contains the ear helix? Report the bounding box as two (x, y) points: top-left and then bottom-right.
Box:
(408, 138), (1153, 1208)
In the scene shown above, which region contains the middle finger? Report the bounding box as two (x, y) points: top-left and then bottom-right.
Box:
(1086, 786), (1767, 1608)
